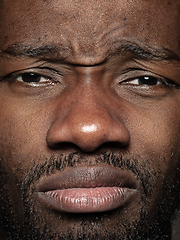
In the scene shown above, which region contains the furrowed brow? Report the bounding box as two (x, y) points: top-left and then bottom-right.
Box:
(107, 40), (180, 62)
(0, 43), (72, 61)
(1, 40), (180, 64)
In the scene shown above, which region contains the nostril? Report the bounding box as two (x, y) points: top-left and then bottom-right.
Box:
(47, 142), (78, 150)
(47, 140), (129, 154)
(100, 141), (129, 150)
(47, 141), (99, 153)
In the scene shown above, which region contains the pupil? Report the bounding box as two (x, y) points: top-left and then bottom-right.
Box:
(22, 73), (41, 83)
(139, 76), (158, 85)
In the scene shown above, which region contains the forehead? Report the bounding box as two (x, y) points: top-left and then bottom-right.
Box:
(0, 0), (180, 61)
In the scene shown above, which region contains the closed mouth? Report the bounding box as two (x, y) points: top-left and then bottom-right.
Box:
(37, 164), (138, 213)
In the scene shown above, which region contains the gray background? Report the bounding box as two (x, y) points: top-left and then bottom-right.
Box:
(172, 211), (180, 240)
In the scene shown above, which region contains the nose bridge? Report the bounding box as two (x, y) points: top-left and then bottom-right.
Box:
(69, 83), (110, 136)
(47, 72), (130, 152)
(65, 67), (112, 130)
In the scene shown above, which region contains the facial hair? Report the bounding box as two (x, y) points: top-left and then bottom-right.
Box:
(0, 151), (179, 240)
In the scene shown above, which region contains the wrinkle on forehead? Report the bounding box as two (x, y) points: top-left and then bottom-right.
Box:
(0, 0), (180, 59)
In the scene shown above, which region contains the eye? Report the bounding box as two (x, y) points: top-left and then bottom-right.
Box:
(16, 73), (49, 83)
(124, 76), (164, 86)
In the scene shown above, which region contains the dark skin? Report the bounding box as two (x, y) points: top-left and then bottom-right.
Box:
(0, 0), (180, 239)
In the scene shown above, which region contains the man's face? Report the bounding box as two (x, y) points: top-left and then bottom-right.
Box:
(0, 0), (180, 239)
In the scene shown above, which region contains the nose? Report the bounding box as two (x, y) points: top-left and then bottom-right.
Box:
(47, 86), (130, 152)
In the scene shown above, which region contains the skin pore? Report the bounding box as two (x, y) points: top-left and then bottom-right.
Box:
(0, 0), (180, 239)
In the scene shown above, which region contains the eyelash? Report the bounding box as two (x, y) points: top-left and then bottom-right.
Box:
(2, 69), (175, 89)
(16, 72), (50, 83)
(14, 73), (164, 86)
(121, 75), (172, 87)
(5, 68), (61, 85)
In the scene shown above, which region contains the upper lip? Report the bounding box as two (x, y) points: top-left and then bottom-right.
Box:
(37, 164), (138, 192)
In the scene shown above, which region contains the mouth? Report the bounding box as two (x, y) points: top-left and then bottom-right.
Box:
(37, 164), (138, 213)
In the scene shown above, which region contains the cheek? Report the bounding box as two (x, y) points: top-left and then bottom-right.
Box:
(0, 102), (50, 173)
(128, 99), (180, 177)
(0, 103), (50, 221)
(130, 96), (180, 147)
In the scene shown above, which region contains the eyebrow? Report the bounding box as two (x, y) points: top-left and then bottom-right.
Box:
(0, 43), (71, 61)
(107, 40), (180, 62)
(1, 40), (180, 63)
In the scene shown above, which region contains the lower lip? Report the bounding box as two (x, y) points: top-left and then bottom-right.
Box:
(38, 187), (136, 213)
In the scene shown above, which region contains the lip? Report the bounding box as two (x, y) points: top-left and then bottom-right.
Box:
(37, 164), (138, 213)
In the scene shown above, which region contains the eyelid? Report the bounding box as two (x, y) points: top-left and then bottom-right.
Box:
(121, 76), (164, 86)
(3, 67), (63, 84)
(117, 68), (176, 87)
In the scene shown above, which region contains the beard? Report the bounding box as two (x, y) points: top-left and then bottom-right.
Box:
(0, 150), (180, 240)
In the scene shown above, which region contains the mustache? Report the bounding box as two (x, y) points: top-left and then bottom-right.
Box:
(23, 150), (161, 198)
